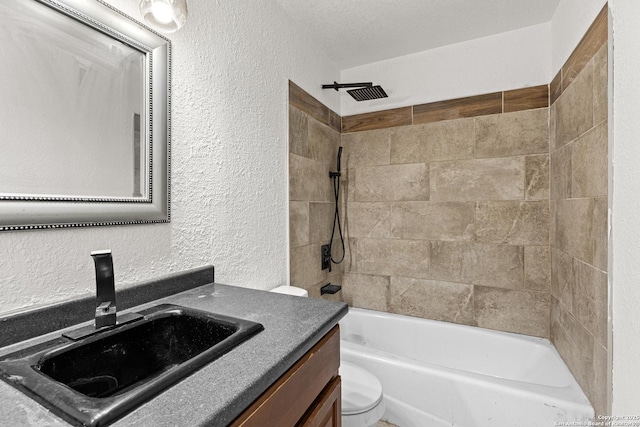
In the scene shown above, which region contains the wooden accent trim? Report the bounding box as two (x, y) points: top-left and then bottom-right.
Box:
(413, 92), (502, 125)
(550, 70), (563, 106)
(503, 85), (549, 113)
(341, 107), (412, 133)
(230, 326), (340, 427)
(562, 4), (608, 89)
(298, 376), (342, 427)
(328, 110), (342, 133)
(289, 81), (340, 131)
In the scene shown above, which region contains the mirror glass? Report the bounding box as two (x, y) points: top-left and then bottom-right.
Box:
(0, 0), (170, 230)
(1, 1), (147, 199)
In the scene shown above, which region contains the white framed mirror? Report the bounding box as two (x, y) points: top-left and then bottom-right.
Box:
(0, 0), (170, 231)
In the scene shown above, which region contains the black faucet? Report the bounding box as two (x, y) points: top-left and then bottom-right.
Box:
(91, 250), (117, 329)
(61, 250), (143, 340)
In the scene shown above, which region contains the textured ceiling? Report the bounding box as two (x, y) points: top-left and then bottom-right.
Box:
(274, 0), (561, 69)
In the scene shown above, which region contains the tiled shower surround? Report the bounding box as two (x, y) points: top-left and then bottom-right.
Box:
(289, 82), (344, 299)
(342, 107), (551, 335)
(550, 9), (608, 415)
(289, 4), (608, 415)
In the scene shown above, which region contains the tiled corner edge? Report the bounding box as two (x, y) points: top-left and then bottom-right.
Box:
(289, 81), (341, 132)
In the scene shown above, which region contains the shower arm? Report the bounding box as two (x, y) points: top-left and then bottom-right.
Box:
(322, 81), (373, 91)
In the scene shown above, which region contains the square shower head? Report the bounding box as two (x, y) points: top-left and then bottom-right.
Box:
(347, 85), (388, 101)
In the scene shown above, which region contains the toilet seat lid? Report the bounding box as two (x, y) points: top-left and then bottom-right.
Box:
(340, 361), (383, 415)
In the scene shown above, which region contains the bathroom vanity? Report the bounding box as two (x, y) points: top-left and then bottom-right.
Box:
(231, 326), (341, 427)
(0, 270), (347, 426)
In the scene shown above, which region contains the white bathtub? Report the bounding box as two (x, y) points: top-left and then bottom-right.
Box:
(339, 308), (594, 427)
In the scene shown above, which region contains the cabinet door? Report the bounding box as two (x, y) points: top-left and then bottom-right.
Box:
(298, 376), (341, 427)
(230, 326), (340, 427)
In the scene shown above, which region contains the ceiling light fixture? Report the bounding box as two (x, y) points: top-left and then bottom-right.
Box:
(139, 0), (187, 33)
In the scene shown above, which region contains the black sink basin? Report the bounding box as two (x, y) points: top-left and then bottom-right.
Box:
(0, 304), (263, 426)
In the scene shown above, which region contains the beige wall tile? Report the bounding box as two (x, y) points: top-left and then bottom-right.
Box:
(342, 129), (390, 168)
(289, 106), (308, 157)
(551, 248), (574, 311)
(550, 199), (556, 246)
(476, 201), (549, 245)
(290, 243), (327, 288)
(550, 103), (557, 152)
(593, 44), (608, 125)
(550, 144), (572, 200)
(356, 238), (430, 279)
(289, 154), (331, 202)
(475, 287), (550, 338)
(475, 109), (549, 158)
(308, 117), (340, 164)
(430, 242), (524, 289)
(356, 163), (429, 202)
(391, 201), (475, 241)
(553, 198), (594, 264)
(390, 119), (475, 164)
(573, 259), (607, 347)
(343, 238), (358, 273)
(556, 63), (594, 148)
(327, 269), (344, 287)
(526, 154), (550, 200)
(343, 273), (389, 311)
(390, 277), (474, 325)
(430, 157), (525, 202)
(571, 121), (608, 198)
(328, 236), (346, 268)
(525, 246), (551, 292)
(550, 298), (595, 405)
(309, 202), (334, 245)
(344, 167), (357, 202)
(593, 196), (608, 272)
(290, 201), (309, 248)
(346, 202), (392, 238)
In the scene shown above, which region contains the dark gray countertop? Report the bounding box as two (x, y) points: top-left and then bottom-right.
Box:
(0, 283), (348, 426)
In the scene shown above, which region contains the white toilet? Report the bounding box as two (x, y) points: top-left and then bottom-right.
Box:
(270, 285), (309, 297)
(269, 286), (385, 427)
(340, 360), (385, 427)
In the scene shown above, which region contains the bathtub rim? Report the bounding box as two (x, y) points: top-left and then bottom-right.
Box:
(339, 307), (594, 412)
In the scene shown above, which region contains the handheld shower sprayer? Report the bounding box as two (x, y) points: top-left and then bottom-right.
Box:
(323, 147), (345, 272)
(330, 147), (343, 178)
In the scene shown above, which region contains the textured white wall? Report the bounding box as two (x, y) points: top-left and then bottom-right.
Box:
(550, 0), (608, 74)
(610, 0), (640, 413)
(339, 23), (552, 116)
(0, 0), (339, 316)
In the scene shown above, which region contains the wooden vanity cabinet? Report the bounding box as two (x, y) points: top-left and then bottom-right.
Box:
(230, 326), (341, 427)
